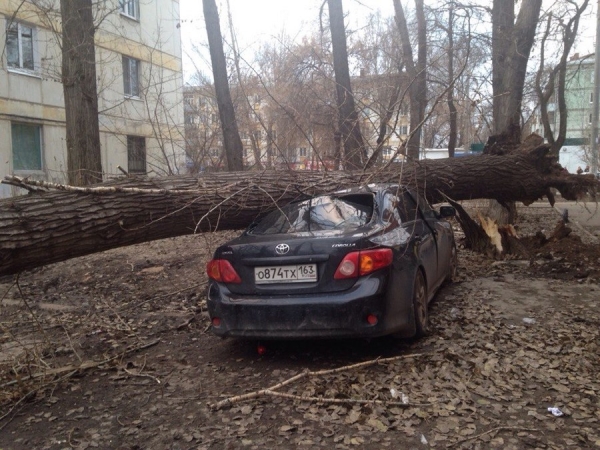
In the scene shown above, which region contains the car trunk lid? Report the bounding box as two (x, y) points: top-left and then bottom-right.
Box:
(216, 231), (368, 295)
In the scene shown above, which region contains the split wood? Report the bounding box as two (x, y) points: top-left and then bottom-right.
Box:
(208, 352), (424, 411)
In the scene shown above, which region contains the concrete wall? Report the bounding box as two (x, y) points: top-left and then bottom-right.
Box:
(0, 0), (185, 198)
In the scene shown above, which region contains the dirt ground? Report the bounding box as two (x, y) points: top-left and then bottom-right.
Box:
(0, 202), (599, 450)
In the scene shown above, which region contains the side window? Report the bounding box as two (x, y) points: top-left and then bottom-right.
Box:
(6, 21), (36, 72)
(398, 192), (419, 222)
(127, 136), (146, 174)
(12, 123), (43, 171)
(415, 193), (437, 220)
(120, 0), (140, 20)
(122, 56), (140, 97)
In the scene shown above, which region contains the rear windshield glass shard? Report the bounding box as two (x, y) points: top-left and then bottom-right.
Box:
(249, 194), (374, 235)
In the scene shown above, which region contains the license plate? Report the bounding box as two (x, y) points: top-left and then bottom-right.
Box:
(254, 264), (317, 284)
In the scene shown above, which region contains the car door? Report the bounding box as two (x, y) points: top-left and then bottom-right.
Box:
(396, 191), (438, 295)
(414, 193), (453, 285)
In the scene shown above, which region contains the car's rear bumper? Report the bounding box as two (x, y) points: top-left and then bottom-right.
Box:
(206, 274), (415, 339)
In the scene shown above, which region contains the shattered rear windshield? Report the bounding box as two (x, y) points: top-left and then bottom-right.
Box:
(248, 194), (374, 235)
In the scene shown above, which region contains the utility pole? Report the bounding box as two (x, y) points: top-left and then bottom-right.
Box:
(592, 0), (600, 175)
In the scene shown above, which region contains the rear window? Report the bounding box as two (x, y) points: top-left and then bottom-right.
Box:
(249, 194), (374, 235)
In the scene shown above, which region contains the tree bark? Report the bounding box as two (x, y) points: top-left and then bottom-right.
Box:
(61, 0), (103, 186)
(393, 0), (427, 161)
(447, 4), (457, 158)
(327, 0), (366, 170)
(203, 0), (244, 171)
(1, 146), (598, 276)
(492, 0), (542, 139)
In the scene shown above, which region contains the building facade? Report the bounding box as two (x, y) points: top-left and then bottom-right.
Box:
(1, 0), (185, 198)
(530, 53), (595, 173)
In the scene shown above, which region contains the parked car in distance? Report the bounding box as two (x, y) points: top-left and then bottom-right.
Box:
(206, 184), (457, 340)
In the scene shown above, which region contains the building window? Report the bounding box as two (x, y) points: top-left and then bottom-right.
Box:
(120, 0), (139, 19)
(127, 136), (146, 174)
(590, 93), (594, 104)
(184, 94), (195, 109)
(123, 56), (140, 97)
(589, 114), (593, 124)
(12, 123), (42, 171)
(6, 21), (35, 71)
(299, 147), (307, 157)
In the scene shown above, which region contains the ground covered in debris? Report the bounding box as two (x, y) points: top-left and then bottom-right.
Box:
(0, 202), (599, 449)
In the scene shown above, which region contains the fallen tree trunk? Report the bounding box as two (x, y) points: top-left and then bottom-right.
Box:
(1, 145), (598, 276)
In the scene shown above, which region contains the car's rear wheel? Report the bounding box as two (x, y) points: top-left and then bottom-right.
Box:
(413, 270), (429, 337)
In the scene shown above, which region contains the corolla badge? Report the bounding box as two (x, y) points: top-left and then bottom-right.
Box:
(275, 243), (290, 255)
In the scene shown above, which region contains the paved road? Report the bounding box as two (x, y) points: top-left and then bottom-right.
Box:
(554, 201), (600, 240)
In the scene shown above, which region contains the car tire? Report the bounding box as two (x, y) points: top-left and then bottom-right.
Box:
(413, 270), (429, 337)
(445, 244), (457, 283)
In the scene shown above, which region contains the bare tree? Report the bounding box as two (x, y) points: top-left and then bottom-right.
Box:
(535, 0), (590, 155)
(393, 0), (427, 160)
(60, 0), (102, 185)
(2, 144), (598, 275)
(491, 0), (542, 142)
(446, 3), (458, 157)
(202, 0), (244, 171)
(327, 0), (366, 169)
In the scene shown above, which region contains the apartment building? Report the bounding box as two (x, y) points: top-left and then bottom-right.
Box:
(1, 0), (185, 197)
(530, 53), (595, 172)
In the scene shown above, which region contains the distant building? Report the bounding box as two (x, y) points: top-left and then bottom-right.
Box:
(530, 52), (594, 172)
(184, 71), (412, 171)
(1, 0), (185, 198)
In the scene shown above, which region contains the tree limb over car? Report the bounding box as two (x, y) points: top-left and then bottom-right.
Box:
(1, 143), (598, 276)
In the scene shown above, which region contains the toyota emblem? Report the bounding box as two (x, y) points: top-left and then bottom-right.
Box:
(275, 243), (290, 255)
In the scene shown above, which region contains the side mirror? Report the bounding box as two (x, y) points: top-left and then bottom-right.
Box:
(438, 206), (456, 218)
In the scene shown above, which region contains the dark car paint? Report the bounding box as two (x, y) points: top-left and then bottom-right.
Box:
(206, 184), (455, 339)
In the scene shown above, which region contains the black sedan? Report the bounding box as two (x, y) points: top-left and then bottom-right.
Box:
(206, 184), (456, 339)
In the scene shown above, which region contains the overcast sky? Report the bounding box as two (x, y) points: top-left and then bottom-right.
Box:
(178, 0), (597, 82)
(178, 0), (396, 79)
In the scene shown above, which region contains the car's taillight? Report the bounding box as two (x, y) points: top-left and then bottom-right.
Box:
(334, 252), (359, 279)
(334, 249), (393, 280)
(206, 259), (242, 284)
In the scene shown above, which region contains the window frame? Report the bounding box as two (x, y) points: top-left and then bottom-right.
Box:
(119, 0), (140, 20)
(126, 135), (146, 174)
(6, 20), (37, 74)
(11, 122), (43, 172)
(122, 55), (141, 98)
